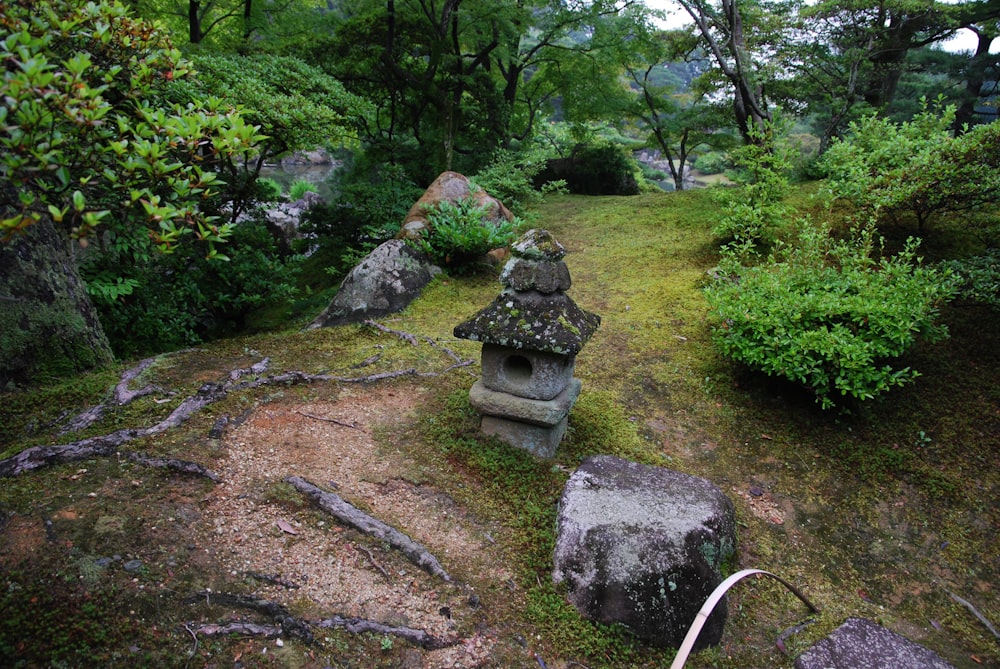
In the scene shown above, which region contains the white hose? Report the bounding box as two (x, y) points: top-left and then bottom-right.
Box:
(669, 568), (819, 669)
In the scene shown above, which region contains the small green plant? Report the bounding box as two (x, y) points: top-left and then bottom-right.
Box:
(705, 220), (959, 409)
(820, 98), (1000, 232)
(712, 127), (791, 253)
(289, 179), (318, 201)
(379, 635), (393, 651)
(942, 248), (1000, 310)
(256, 177), (284, 202)
(411, 198), (521, 273)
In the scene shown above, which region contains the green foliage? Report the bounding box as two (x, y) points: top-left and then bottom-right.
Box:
(470, 150), (551, 219)
(820, 99), (1000, 231)
(539, 143), (640, 196)
(943, 248), (1000, 310)
(0, 0), (264, 254)
(256, 177), (284, 203)
(411, 198), (522, 273)
(82, 221), (299, 356)
(694, 151), (730, 174)
(705, 221), (958, 409)
(296, 162), (423, 277)
(712, 129), (791, 252)
(288, 179), (318, 201)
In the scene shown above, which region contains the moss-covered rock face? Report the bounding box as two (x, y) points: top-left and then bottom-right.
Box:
(453, 229), (599, 355)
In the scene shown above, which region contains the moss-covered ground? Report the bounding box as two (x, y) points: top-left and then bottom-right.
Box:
(1, 188), (997, 668)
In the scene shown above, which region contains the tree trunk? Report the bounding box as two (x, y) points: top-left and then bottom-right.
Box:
(189, 0), (203, 43)
(0, 216), (114, 386)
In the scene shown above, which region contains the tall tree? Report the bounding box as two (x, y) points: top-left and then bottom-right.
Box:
(796, 0), (1000, 137)
(675, 0), (792, 146)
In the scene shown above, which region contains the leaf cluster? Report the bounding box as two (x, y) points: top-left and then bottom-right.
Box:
(705, 221), (958, 409)
(410, 198), (522, 274)
(820, 99), (1000, 232)
(0, 0), (264, 256)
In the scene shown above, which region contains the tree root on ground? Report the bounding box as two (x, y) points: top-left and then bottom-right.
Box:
(0, 326), (475, 479)
(185, 591), (457, 649)
(285, 475), (452, 582)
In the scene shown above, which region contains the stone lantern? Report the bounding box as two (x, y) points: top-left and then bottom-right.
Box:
(454, 229), (600, 457)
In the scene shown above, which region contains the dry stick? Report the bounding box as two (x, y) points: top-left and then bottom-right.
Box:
(355, 543), (391, 581)
(946, 589), (1000, 641)
(60, 357), (164, 434)
(364, 319), (418, 345)
(189, 622), (282, 639)
(124, 452), (221, 483)
(285, 476), (451, 582)
(295, 410), (360, 430)
(185, 591), (314, 643)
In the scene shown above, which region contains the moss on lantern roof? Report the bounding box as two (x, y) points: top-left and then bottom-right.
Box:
(453, 289), (600, 356)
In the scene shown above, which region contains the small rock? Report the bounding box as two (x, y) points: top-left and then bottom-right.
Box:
(749, 485), (764, 497)
(123, 559), (143, 572)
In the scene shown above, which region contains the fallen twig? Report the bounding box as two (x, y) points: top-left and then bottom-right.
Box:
(123, 452), (220, 482)
(188, 622), (282, 639)
(185, 591), (313, 643)
(946, 589), (1000, 642)
(295, 410), (360, 430)
(355, 543), (391, 582)
(364, 320), (418, 345)
(315, 615), (456, 650)
(243, 571), (301, 589)
(285, 476), (451, 582)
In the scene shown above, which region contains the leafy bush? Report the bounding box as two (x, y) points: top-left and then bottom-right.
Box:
(694, 151), (729, 175)
(83, 221), (299, 356)
(411, 198), (521, 273)
(471, 150), (550, 218)
(820, 99), (1000, 232)
(712, 132), (791, 254)
(705, 221), (958, 409)
(536, 143), (640, 195)
(297, 162), (422, 277)
(942, 249), (1000, 310)
(289, 179), (318, 201)
(256, 177), (284, 202)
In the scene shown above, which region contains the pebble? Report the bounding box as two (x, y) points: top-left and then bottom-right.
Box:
(123, 559), (143, 572)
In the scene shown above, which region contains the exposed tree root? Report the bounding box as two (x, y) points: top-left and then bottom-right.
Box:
(314, 615), (456, 650)
(285, 476), (452, 582)
(59, 357), (167, 435)
(185, 591), (457, 649)
(0, 325), (475, 479)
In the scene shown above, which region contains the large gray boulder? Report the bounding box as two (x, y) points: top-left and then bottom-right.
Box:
(307, 240), (440, 329)
(553, 455), (736, 649)
(795, 618), (955, 669)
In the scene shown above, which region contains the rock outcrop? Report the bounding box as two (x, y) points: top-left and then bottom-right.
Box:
(553, 455), (736, 649)
(306, 240), (440, 329)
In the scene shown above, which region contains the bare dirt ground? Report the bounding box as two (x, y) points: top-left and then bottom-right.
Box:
(202, 384), (510, 667)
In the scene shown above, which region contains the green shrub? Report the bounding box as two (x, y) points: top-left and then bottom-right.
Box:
(470, 150), (549, 218)
(820, 99), (1000, 232)
(712, 132), (791, 254)
(296, 162), (422, 276)
(288, 179), (318, 201)
(83, 221), (299, 356)
(942, 249), (1000, 310)
(694, 151), (729, 175)
(536, 143), (640, 196)
(256, 177), (284, 202)
(411, 198), (521, 273)
(705, 221), (958, 409)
